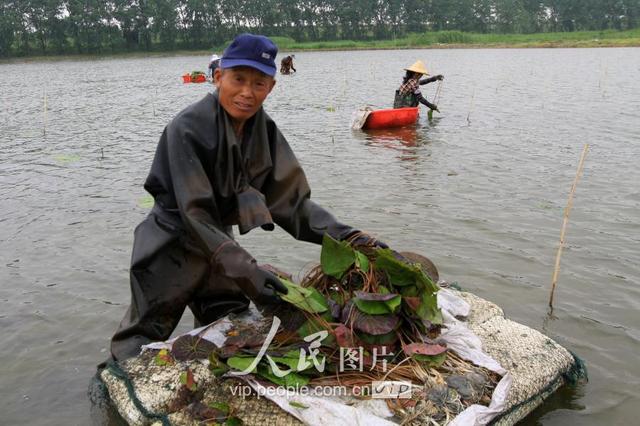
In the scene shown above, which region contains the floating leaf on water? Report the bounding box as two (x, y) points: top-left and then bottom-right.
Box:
(53, 154), (81, 164)
(172, 335), (217, 361)
(320, 234), (356, 279)
(137, 195), (154, 209)
(353, 291), (401, 315)
(180, 368), (197, 392)
(281, 278), (329, 313)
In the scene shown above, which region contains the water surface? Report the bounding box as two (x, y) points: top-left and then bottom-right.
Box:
(1, 48), (639, 425)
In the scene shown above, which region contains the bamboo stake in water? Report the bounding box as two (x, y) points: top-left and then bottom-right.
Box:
(549, 144), (589, 309)
(43, 88), (47, 136)
(467, 88), (475, 124)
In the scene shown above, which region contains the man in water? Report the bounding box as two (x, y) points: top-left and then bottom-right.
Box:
(109, 34), (386, 361)
(280, 54), (296, 74)
(207, 53), (220, 78)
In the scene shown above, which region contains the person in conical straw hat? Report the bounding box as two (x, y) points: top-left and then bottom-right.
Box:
(394, 60), (444, 111)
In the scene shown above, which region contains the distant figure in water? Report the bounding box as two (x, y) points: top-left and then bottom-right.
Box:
(280, 55), (296, 74)
(208, 54), (221, 78)
(394, 60), (443, 111)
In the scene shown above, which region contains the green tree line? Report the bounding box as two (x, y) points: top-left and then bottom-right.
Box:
(1, 0), (639, 57)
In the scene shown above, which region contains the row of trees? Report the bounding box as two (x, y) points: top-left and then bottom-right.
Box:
(2, 0), (639, 57)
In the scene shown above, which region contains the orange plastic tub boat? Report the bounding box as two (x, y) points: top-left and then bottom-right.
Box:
(182, 74), (207, 83)
(363, 107), (419, 129)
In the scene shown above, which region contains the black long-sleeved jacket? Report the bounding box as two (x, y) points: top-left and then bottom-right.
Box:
(143, 92), (354, 260)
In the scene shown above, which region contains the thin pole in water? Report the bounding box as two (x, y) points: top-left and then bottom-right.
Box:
(43, 88), (47, 136)
(467, 88), (475, 125)
(549, 144), (589, 310)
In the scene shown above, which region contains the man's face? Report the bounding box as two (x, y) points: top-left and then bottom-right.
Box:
(214, 66), (276, 124)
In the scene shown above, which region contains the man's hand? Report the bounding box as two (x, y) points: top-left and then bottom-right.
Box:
(213, 242), (288, 306)
(435, 74), (444, 81)
(251, 268), (288, 305)
(346, 231), (389, 249)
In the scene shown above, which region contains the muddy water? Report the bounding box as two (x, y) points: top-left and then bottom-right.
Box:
(1, 47), (639, 424)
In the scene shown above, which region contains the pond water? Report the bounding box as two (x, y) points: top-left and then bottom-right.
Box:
(1, 47), (639, 425)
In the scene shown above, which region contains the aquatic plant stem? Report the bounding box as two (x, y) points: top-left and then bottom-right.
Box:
(549, 144), (589, 309)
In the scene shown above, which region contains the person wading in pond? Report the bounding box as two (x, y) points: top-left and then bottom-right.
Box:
(109, 34), (387, 361)
(394, 60), (444, 111)
(207, 53), (221, 78)
(280, 55), (296, 74)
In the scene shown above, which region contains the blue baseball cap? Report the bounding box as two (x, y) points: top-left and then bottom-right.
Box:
(220, 34), (278, 77)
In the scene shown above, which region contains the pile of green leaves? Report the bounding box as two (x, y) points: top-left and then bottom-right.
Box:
(221, 234), (446, 384)
(153, 234), (446, 388)
(299, 234), (445, 364)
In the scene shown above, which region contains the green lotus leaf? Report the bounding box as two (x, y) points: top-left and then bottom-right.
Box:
(355, 250), (370, 273)
(413, 352), (447, 368)
(353, 291), (401, 315)
(321, 233), (356, 279)
(374, 249), (420, 286)
(355, 330), (398, 345)
(257, 364), (310, 387)
(226, 356), (258, 374)
(281, 278), (328, 313)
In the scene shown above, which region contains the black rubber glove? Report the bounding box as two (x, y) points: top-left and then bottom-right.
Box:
(435, 74), (444, 81)
(213, 242), (288, 306)
(345, 231), (389, 249)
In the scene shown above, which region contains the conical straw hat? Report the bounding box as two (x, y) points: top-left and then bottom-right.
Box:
(404, 60), (429, 75)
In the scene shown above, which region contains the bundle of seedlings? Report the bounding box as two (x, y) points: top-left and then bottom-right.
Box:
(157, 234), (500, 424)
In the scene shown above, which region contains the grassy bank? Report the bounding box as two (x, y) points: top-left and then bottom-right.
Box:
(3, 29), (639, 63)
(267, 28), (640, 51)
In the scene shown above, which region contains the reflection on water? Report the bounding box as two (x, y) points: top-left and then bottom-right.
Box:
(355, 121), (439, 162)
(520, 384), (588, 426)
